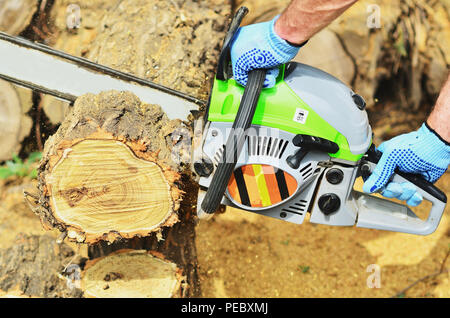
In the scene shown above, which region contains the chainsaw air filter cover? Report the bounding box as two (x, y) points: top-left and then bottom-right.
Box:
(227, 164), (298, 209)
(198, 121), (330, 223)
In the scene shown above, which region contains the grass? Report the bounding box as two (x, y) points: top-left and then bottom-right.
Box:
(0, 152), (42, 179)
(394, 29), (408, 57)
(298, 265), (310, 274)
(281, 240), (290, 246)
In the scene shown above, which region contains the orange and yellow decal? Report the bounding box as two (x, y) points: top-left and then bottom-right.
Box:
(227, 164), (298, 208)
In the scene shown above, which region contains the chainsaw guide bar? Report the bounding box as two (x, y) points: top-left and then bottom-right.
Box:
(0, 31), (204, 121)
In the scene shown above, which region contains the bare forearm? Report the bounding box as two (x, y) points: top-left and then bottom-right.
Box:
(275, 0), (358, 45)
(427, 74), (450, 142)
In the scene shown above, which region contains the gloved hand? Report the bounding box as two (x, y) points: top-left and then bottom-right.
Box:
(363, 123), (450, 206)
(230, 16), (301, 88)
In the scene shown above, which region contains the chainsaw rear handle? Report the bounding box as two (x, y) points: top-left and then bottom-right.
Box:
(359, 144), (447, 235)
(359, 160), (447, 235)
(199, 69), (267, 217)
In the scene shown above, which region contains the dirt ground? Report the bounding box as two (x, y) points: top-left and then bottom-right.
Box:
(1, 168), (449, 298)
(0, 0), (449, 299)
(196, 173), (450, 298)
(192, 99), (450, 298)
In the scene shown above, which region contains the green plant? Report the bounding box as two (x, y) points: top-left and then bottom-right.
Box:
(298, 265), (310, 273)
(394, 29), (408, 57)
(0, 152), (42, 179)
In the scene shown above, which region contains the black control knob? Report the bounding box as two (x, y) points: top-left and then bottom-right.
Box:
(352, 93), (366, 110)
(318, 193), (341, 215)
(326, 168), (344, 184)
(286, 149), (308, 169)
(287, 134), (340, 170)
(360, 163), (372, 180)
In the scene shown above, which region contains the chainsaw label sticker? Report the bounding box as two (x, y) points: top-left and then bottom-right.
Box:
(293, 108), (309, 124)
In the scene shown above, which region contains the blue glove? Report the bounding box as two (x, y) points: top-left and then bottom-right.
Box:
(363, 123), (450, 206)
(230, 16), (301, 88)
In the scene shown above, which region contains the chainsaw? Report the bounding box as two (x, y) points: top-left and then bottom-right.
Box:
(0, 7), (446, 235)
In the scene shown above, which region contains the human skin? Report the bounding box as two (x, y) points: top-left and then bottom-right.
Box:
(275, 0), (449, 142)
(427, 75), (450, 142)
(274, 0), (358, 45)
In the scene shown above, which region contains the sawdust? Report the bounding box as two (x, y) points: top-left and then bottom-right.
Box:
(362, 214), (449, 267)
(433, 272), (450, 297)
(196, 174), (450, 298)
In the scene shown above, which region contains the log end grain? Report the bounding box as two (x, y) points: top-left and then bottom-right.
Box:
(81, 249), (184, 298)
(37, 91), (185, 244)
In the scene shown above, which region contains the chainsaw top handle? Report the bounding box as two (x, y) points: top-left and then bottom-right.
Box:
(216, 6), (249, 81)
(200, 68), (266, 215)
(199, 7), (267, 216)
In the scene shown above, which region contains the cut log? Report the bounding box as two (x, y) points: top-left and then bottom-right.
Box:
(0, 0), (37, 35)
(41, 0), (231, 124)
(35, 90), (200, 296)
(81, 249), (183, 298)
(0, 233), (84, 297)
(37, 91), (183, 244)
(30, 0), (232, 298)
(0, 80), (33, 162)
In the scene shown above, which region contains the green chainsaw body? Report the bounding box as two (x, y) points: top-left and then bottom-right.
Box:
(196, 7), (447, 236)
(207, 64), (367, 163)
(197, 61), (447, 235)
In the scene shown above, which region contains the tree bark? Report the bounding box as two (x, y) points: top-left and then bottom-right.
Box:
(37, 91), (184, 243)
(42, 0), (231, 123)
(0, 233), (84, 297)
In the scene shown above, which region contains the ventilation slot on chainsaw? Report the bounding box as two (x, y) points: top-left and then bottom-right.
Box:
(300, 163), (313, 179)
(212, 145), (225, 167)
(247, 136), (288, 158)
(281, 199), (308, 215)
